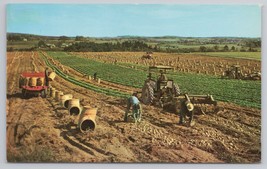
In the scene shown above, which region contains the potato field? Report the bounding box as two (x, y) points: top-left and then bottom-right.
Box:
(6, 51), (261, 163)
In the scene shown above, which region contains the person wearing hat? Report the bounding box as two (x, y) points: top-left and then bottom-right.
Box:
(178, 98), (195, 126)
(157, 70), (168, 92)
(124, 92), (142, 122)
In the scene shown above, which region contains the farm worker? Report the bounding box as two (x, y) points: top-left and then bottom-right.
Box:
(44, 67), (50, 87)
(124, 92), (142, 122)
(178, 98), (195, 127)
(157, 70), (167, 91)
(93, 72), (97, 80)
(158, 70), (168, 82)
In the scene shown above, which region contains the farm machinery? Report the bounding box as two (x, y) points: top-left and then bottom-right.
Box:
(141, 51), (153, 59)
(221, 64), (261, 80)
(141, 65), (217, 114)
(19, 71), (56, 98)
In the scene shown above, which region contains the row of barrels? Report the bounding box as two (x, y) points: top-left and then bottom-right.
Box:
(19, 72), (57, 88)
(49, 87), (97, 133)
(19, 77), (45, 88)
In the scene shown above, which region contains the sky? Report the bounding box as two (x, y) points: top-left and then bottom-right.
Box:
(6, 4), (261, 37)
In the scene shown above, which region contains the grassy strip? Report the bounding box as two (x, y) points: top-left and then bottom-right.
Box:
(41, 53), (130, 98)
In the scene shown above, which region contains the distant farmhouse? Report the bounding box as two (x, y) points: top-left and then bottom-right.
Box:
(46, 43), (56, 48)
(61, 43), (72, 48)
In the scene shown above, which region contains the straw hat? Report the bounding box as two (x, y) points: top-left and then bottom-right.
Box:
(185, 101), (194, 111)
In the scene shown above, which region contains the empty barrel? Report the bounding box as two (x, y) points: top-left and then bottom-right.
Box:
(78, 107), (97, 132)
(60, 94), (73, 108)
(48, 72), (56, 81)
(68, 99), (81, 116)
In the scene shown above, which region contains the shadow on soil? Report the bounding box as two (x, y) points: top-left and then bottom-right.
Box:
(7, 92), (23, 99)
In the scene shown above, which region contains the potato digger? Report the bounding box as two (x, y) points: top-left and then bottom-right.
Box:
(221, 65), (261, 80)
(141, 66), (217, 119)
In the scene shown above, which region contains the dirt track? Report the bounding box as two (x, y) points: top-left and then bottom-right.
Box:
(6, 52), (261, 163)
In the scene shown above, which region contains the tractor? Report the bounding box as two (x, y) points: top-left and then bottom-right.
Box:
(141, 66), (180, 107)
(222, 64), (261, 80)
(141, 65), (218, 115)
(141, 51), (153, 60)
(222, 65), (243, 79)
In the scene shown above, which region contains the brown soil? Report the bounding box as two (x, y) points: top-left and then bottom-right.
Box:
(6, 52), (261, 163)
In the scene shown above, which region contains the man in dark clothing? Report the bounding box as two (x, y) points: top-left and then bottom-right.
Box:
(93, 72), (97, 80)
(178, 98), (195, 126)
(44, 68), (50, 87)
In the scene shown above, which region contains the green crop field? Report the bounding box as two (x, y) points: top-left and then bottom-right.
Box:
(47, 51), (147, 88)
(46, 51), (261, 109)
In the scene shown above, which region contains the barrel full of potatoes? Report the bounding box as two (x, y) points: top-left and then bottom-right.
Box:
(29, 77), (37, 87)
(78, 107), (97, 132)
(37, 77), (44, 86)
(68, 99), (81, 116)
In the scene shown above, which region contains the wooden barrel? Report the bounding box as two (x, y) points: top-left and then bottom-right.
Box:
(29, 77), (37, 87)
(48, 72), (56, 81)
(37, 77), (44, 86)
(78, 107), (97, 132)
(60, 94), (73, 108)
(24, 77), (30, 86)
(68, 99), (81, 116)
(55, 91), (64, 101)
(50, 88), (56, 98)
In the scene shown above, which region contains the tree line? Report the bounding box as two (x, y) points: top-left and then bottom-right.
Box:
(63, 40), (259, 53)
(64, 41), (156, 52)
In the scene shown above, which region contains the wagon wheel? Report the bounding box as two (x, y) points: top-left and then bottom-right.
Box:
(141, 83), (154, 105)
